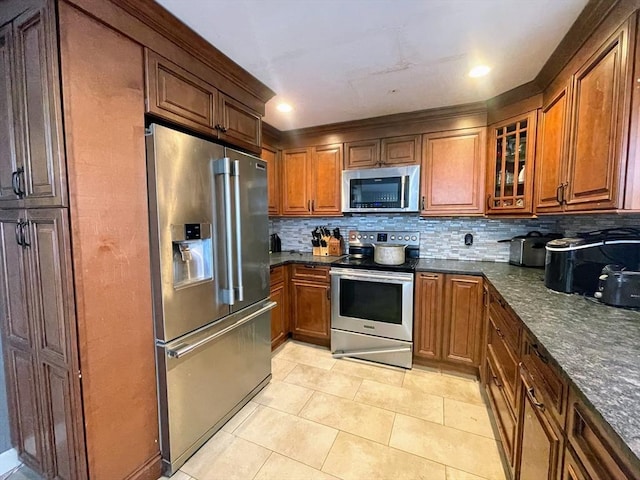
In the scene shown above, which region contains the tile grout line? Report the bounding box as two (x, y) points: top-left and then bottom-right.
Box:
(249, 449), (275, 480)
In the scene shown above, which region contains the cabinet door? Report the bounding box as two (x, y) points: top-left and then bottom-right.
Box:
(518, 368), (564, 480)
(421, 128), (485, 215)
(0, 24), (20, 204)
(442, 275), (483, 366)
(344, 139), (379, 169)
(218, 92), (262, 154)
(562, 446), (591, 480)
(291, 280), (330, 340)
(262, 144), (280, 216)
(12, 4), (67, 207)
(381, 135), (421, 166)
(145, 49), (217, 135)
(311, 144), (342, 215)
(565, 23), (631, 211)
(413, 272), (443, 360)
(535, 85), (571, 213)
(270, 281), (288, 350)
(281, 148), (311, 215)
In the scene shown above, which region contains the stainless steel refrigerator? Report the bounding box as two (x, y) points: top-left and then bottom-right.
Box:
(146, 124), (274, 475)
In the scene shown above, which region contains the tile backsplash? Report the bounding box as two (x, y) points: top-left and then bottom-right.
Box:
(269, 213), (640, 262)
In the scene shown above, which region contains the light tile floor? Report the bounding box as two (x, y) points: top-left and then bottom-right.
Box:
(163, 340), (508, 480)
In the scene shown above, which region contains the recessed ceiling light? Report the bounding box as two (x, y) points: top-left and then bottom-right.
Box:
(276, 103), (293, 112)
(469, 65), (491, 78)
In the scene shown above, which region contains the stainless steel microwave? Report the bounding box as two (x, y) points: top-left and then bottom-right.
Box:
(342, 165), (420, 213)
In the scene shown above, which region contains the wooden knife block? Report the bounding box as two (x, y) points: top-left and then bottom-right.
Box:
(328, 237), (344, 256)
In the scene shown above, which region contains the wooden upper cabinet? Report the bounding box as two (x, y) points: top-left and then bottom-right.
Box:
(310, 144), (342, 215)
(535, 85), (571, 213)
(413, 272), (444, 360)
(145, 49), (262, 153)
(421, 128), (485, 216)
(565, 21), (631, 211)
(0, 3), (66, 208)
(344, 135), (420, 169)
(217, 92), (262, 154)
(487, 112), (537, 215)
(381, 135), (421, 166)
(344, 139), (380, 169)
(281, 148), (311, 215)
(262, 144), (280, 216)
(442, 275), (483, 366)
(281, 144), (342, 216)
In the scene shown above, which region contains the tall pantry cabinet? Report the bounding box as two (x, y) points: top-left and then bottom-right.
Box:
(0, 1), (157, 479)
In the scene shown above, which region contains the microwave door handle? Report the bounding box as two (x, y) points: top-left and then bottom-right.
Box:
(400, 175), (408, 208)
(213, 157), (235, 305)
(232, 160), (244, 302)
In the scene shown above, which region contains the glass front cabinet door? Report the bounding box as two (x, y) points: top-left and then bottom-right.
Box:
(486, 111), (537, 215)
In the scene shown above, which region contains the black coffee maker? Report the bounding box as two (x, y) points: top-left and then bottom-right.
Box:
(269, 233), (281, 253)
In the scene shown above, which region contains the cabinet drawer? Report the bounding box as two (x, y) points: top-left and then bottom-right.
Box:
(486, 315), (519, 411)
(567, 388), (640, 480)
(291, 264), (329, 282)
(488, 291), (520, 353)
(522, 333), (567, 426)
(485, 352), (517, 470)
(270, 265), (285, 286)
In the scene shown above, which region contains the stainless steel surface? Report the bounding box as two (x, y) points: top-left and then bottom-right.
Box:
(166, 301), (276, 358)
(372, 243), (407, 265)
(347, 230), (420, 247)
(330, 267), (414, 342)
(147, 124), (271, 476)
(331, 329), (413, 368)
(342, 165), (420, 213)
(157, 303), (272, 475)
(147, 124), (228, 341)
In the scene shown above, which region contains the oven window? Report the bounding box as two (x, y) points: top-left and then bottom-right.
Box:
(350, 177), (402, 208)
(340, 278), (402, 324)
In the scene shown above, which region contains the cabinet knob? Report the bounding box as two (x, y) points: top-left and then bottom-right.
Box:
(421, 196), (425, 211)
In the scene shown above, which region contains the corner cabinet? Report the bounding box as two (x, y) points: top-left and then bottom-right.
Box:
(421, 128), (486, 216)
(486, 112), (537, 215)
(262, 144), (280, 216)
(145, 49), (262, 154)
(535, 15), (636, 213)
(413, 273), (483, 370)
(281, 144), (342, 216)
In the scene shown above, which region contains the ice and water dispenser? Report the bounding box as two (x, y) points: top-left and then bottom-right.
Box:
(171, 223), (213, 288)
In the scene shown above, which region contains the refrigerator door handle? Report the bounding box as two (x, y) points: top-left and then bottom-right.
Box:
(165, 301), (276, 359)
(231, 160), (244, 302)
(213, 157), (235, 305)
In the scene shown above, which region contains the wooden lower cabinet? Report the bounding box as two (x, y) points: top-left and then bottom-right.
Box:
(413, 273), (483, 370)
(269, 266), (288, 350)
(518, 364), (564, 480)
(562, 445), (590, 480)
(290, 265), (330, 346)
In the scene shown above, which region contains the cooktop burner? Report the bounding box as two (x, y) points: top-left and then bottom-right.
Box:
(331, 230), (421, 272)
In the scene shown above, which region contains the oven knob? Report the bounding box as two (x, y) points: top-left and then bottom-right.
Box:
(390, 235), (395, 240)
(357, 234), (362, 239)
(404, 235), (410, 241)
(369, 235), (374, 239)
(411, 236), (417, 241)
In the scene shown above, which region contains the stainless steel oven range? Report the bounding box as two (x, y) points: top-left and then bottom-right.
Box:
(330, 230), (420, 368)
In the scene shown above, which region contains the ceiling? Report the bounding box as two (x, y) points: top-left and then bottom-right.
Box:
(156, 0), (588, 131)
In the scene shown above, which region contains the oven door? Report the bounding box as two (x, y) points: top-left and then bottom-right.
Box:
(330, 268), (413, 341)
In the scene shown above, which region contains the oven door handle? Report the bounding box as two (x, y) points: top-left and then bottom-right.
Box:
(330, 270), (412, 283)
(332, 346), (412, 358)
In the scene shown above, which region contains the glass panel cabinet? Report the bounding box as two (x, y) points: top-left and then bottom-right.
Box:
(486, 111), (538, 215)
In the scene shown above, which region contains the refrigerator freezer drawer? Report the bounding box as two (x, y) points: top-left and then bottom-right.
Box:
(157, 301), (274, 475)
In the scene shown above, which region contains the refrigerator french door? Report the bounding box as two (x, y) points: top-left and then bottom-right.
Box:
(146, 124), (274, 475)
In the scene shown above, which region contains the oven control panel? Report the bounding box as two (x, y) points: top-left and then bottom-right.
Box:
(348, 230), (420, 247)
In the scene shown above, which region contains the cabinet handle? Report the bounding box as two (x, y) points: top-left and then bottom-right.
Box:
(495, 327), (505, 339)
(15, 221), (23, 247)
(492, 374), (503, 388)
(311, 199), (314, 212)
(526, 387), (545, 410)
(420, 273), (438, 279)
(556, 184), (563, 204)
(326, 287), (330, 300)
(530, 343), (548, 364)
(561, 182), (568, 205)
(486, 194), (492, 211)
(12, 167), (25, 198)
(214, 124), (228, 133)
(20, 221), (30, 247)
(307, 200), (311, 212)
(421, 196), (425, 210)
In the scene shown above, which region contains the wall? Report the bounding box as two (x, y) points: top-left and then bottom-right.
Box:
(270, 213), (640, 262)
(0, 338), (11, 452)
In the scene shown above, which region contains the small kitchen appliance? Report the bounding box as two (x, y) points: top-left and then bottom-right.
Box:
(269, 233), (281, 253)
(594, 264), (640, 308)
(544, 228), (640, 295)
(330, 230), (420, 368)
(342, 165), (420, 213)
(505, 231), (562, 267)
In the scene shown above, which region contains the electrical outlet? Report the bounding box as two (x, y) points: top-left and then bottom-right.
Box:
(464, 233), (473, 246)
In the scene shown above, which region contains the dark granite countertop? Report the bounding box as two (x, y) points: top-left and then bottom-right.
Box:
(416, 259), (640, 462)
(269, 254), (640, 461)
